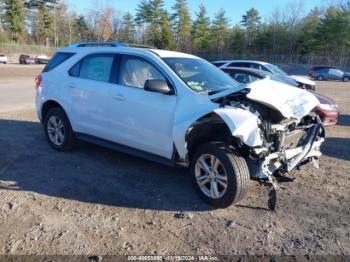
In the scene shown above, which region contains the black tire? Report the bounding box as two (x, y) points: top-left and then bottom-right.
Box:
(343, 76), (349, 82)
(43, 107), (75, 151)
(190, 142), (250, 208)
(317, 75), (324, 81)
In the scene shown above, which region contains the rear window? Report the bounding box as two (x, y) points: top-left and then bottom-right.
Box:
(43, 52), (75, 72)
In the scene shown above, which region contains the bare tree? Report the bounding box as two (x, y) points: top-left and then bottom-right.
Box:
(283, 0), (305, 56)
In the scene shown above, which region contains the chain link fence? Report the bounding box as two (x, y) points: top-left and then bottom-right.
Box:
(0, 43), (57, 55)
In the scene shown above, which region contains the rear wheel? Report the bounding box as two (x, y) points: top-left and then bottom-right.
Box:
(317, 75), (324, 81)
(343, 76), (349, 82)
(43, 107), (75, 151)
(190, 142), (250, 208)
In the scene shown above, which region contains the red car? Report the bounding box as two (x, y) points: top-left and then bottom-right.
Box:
(19, 54), (35, 64)
(312, 92), (339, 125)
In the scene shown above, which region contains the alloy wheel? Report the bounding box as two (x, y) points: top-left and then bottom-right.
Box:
(194, 154), (228, 199)
(47, 116), (65, 146)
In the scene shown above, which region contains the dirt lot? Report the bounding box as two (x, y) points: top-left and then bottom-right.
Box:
(0, 64), (349, 257)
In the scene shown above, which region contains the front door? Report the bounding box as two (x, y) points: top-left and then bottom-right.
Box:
(108, 55), (177, 159)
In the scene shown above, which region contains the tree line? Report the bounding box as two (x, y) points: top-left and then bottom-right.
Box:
(1, 0), (350, 62)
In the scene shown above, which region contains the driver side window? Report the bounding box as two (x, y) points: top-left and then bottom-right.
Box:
(119, 56), (166, 89)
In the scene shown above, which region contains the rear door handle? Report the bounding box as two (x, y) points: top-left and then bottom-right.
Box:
(68, 84), (76, 89)
(112, 94), (125, 100)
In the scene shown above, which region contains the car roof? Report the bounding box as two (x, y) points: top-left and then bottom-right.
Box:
(212, 60), (270, 65)
(59, 43), (199, 59)
(221, 67), (269, 77)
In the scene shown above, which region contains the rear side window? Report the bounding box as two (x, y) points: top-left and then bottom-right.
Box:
(69, 54), (115, 82)
(43, 52), (75, 72)
(228, 62), (249, 68)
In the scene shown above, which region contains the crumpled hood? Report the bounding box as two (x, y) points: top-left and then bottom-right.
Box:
(288, 75), (316, 86)
(246, 79), (319, 120)
(210, 78), (320, 121)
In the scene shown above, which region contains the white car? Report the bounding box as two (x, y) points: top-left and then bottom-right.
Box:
(35, 42), (325, 208)
(0, 54), (7, 64)
(212, 60), (316, 90)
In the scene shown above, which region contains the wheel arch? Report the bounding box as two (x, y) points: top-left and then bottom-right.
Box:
(185, 112), (234, 162)
(41, 100), (66, 120)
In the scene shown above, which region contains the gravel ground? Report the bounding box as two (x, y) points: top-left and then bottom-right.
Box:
(0, 65), (349, 257)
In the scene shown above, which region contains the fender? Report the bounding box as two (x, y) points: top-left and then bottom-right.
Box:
(213, 107), (263, 147)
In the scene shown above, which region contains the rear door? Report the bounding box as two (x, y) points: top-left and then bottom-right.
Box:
(108, 54), (177, 159)
(68, 53), (116, 140)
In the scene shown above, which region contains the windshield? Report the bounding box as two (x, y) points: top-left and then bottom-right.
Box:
(265, 63), (288, 76)
(162, 57), (240, 94)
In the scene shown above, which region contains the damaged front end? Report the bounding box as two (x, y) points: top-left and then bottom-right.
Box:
(248, 113), (325, 180)
(211, 79), (325, 184)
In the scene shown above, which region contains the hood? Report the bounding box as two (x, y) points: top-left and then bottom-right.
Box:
(210, 78), (320, 121)
(288, 75), (316, 86)
(310, 91), (336, 105)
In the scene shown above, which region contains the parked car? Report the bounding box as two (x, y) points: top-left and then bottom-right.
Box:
(212, 60), (316, 90)
(35, 55), (50, 64)
(19, 54), (35, 64)
(35, 42), (324, 208)
(221, 67), (339, 125)
(308, 66), (335, 77)
(0, 54), (7, 64)
(311, 68), (350, 82)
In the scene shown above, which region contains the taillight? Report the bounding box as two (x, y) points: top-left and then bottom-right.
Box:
(35, 75), (42, 89)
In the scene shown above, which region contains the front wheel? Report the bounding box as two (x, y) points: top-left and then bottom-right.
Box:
(343, 76), (349, 82)
(190, 142), (250, 208)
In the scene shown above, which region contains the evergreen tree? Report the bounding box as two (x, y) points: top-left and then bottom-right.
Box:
(211, 9), (230, 56)
(171, 0), (191, 51)
(135, 0), (164, 46)
(316, 5), (350, 60)
(75, 15), (89, 42)
(240, 8), (261, 51)
(4, 0), (25, 42)
(120, 12), (135, 43)
(297, 8), (322, 55)
(160, 11), (175, 50)
(37, 4), (54, 46)
(192, 4), (211, 52)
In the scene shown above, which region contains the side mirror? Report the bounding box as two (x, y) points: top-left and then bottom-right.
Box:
(144, 79), (173, 95)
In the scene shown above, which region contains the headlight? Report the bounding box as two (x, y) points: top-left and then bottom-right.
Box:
(318, 103), (338, 111)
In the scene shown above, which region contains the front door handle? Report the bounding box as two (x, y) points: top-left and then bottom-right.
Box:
(112, 94), (125, 100)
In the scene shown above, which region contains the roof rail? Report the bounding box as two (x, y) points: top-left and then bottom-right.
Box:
(69, 41), (128, 48)
(127, 43), (156, 49)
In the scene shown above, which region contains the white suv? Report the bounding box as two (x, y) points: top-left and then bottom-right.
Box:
(36, 42), (325, 208)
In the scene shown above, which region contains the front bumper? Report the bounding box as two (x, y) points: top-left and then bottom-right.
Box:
(253, 122), (324, 179)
